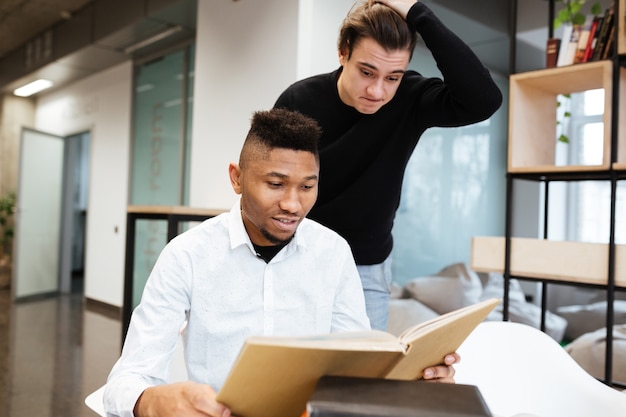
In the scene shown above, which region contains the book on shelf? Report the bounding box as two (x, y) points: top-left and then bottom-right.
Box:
(215, 298), (501, 417)
(546, 37), (561, 68)
(556, 24), (573, 67)
(582, 15), (603, 62)
(591, 2), (615, 61)
(574, 14), (595, 64)
(557, 23), (582, 66)
(601, 19), (616, 59)
(306, 376), (493, 417)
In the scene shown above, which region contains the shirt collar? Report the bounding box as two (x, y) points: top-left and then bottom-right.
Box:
(227, 199), (308, 260)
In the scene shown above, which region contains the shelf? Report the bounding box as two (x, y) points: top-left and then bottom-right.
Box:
(617, 0), (626, 55)
(127, 205), (225, 217)
(508, 61), (623, 173)
(470, 236), (626, 287)
(619, 65), (626, 166)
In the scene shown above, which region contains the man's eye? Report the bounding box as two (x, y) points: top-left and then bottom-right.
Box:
(360, 69), (372, 77)
(302, 185), (315, 190)
(268, 182), (283, 188)
(387, 76), (400, 82)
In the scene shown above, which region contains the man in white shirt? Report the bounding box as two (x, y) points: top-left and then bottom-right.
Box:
(104, 108), (459, 417)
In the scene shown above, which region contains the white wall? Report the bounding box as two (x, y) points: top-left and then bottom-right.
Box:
(189, 0), (354, 208)
(190, 0), (298, 208)
(35, 62), (133, 307)
(297, 0), (353, 78)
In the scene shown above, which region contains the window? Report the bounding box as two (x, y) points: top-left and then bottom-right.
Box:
(558, 89), (625, 245)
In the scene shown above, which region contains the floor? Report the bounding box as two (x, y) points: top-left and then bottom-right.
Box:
(0, 287), (121, 417)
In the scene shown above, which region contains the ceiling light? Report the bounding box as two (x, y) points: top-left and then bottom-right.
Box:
(13, 79), (53, 97)
(123, 26), (183, 55)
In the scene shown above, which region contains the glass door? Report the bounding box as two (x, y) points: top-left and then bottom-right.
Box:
(13, 128), (64, 299)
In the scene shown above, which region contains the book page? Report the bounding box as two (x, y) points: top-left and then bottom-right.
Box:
(386, 298), (501, 380)
(397, 298), (501, 344)
(245, 329), (403, 351)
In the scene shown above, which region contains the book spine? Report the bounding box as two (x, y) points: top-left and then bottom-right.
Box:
(562, 24), (582, 66)
(601, 22), (616, 59)
(583, 16), (603, 62)
(556, 24), (574, 67)
(592, 3), (614, 61)
(546, 38), (561, 68)
(574, 15), (595, 64)
(581, 16), (600, 62)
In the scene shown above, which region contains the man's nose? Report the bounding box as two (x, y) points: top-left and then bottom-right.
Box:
(279, 188), (302, 213)
(366, 78), (384, 98)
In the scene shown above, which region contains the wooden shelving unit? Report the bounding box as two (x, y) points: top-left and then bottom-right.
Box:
(617, 0), (626, 55)
(471, 237), (626, 288)
(508, 61), (621, 172)
(473, 0), (626, 386)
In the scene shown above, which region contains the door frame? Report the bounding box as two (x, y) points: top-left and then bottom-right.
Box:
(13, 128), (91, 300)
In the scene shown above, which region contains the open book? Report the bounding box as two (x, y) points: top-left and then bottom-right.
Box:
(216, 297), (501, 417)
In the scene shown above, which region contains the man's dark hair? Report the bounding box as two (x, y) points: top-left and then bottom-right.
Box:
(338, 1), (417, 60)
(240, 108), (321, 168)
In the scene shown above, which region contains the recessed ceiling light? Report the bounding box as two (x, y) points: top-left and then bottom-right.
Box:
(13, 79), (54, 97)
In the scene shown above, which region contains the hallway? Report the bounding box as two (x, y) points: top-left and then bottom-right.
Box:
(0, 289), (121, 417)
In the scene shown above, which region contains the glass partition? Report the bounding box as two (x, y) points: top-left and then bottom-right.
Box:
(129, 44), (195, 307)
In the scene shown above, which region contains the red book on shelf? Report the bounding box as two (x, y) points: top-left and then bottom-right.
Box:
(574, 14), (595, 64)
(582, 16), (601, 62)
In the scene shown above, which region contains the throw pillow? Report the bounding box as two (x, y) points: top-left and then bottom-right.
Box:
(402, 263), (483, 314)
(481, 272), (567, 342)
(565, 324), (626, 384)
(387, 298), (439, 337)
(557, 301), (626, 340)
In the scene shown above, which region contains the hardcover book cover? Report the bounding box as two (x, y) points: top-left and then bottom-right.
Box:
(216, 298), (501, 417)
(307, 376), (493, 417)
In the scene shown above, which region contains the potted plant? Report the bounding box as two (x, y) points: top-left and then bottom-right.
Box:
(553, 0), (602, 28)
(0, 191), (16, 289)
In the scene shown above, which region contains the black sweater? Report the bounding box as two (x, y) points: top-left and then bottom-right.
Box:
(274, 2), (502, 265)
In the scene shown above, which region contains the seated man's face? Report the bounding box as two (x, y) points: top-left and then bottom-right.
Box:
(229, 148), (319, 246)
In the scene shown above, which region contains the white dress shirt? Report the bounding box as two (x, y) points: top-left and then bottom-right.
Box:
(104, 202), (370, 416)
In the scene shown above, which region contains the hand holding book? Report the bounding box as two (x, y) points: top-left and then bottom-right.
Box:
(216, 298), (501, 417)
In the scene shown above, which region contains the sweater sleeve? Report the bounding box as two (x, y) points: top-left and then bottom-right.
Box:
(406, 2), (503, 126)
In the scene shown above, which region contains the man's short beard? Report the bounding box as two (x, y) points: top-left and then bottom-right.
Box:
(260, 227), (293, 245)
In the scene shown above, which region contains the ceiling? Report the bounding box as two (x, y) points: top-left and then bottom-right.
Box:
(0, 0), (92, 61)
(0, 0), (558, 96)
(0, 0), (197, 95)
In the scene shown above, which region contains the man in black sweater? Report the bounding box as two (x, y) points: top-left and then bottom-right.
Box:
(274, 0), (502, 331)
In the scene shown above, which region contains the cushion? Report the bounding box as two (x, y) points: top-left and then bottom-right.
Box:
(565, 324), (626, 384)
(557, 301), (626, 340)
(387, 298), (439, 337)
(389, 281), (404, 299)
(402, 263), (483, 314)
(485, 299), (568, 342)
(479, 272), (527, 304)
(481, 273), (567, 342)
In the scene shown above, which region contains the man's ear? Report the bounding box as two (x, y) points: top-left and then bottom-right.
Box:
(338, 48), (347, 66)
(228, 163), (242, 195)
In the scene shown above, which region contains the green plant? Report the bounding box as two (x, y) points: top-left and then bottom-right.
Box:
(553, 1), (601, 144)
(0, 191), (16, 256)
(556, 93), (572, 143)
(553, 0), (602, 28)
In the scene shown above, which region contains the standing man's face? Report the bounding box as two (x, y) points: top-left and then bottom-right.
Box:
(229, 148), (319, 246)
(337, 37), (410, 114)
